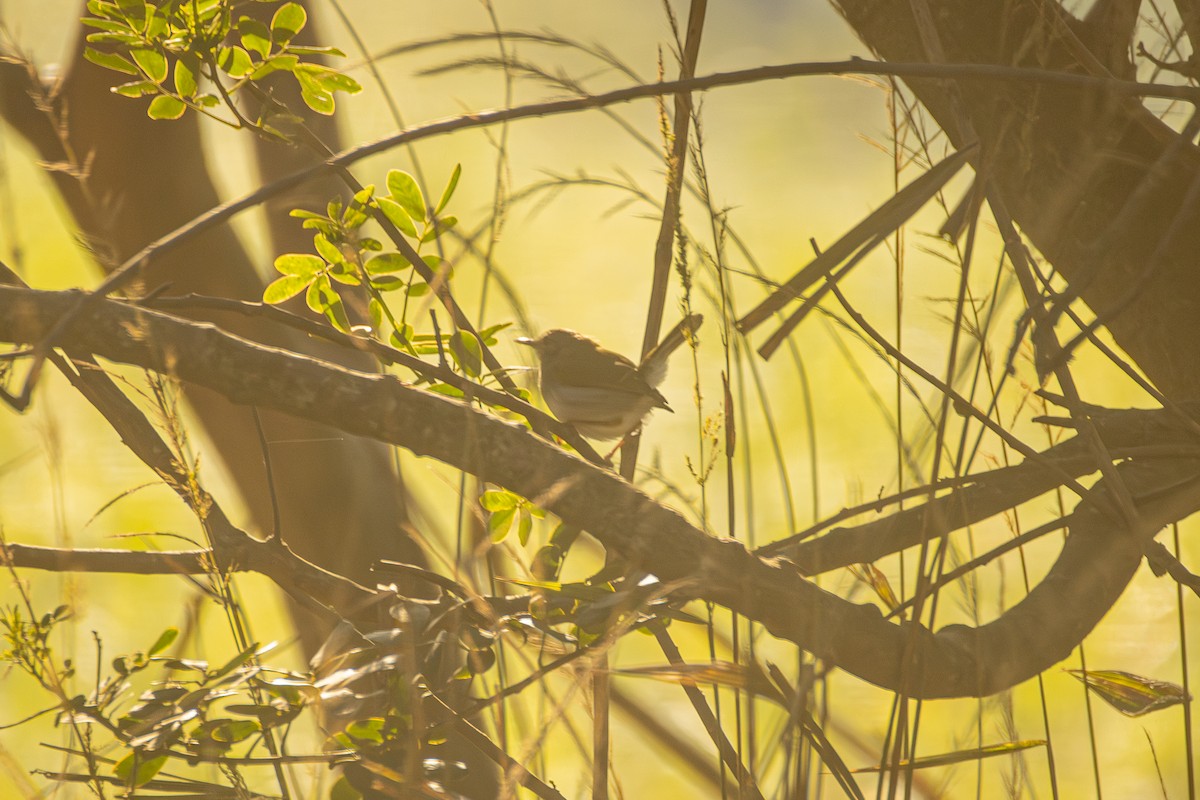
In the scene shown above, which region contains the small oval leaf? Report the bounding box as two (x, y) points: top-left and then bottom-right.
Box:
(386, 170), (425, 221)
(147, 95), (186, 120)
(264, 274), (312, 304)
(131, 48), (167, 83)
(271, 2), (307, 42)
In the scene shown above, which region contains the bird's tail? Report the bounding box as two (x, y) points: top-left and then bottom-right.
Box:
(639, 313), (703, 387)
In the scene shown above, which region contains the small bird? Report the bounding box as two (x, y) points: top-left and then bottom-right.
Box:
(517, 314), (703, 440)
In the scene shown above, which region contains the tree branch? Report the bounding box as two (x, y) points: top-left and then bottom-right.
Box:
(833, 0), (1200, 401)
(3, 286), (1197, 697)
(1, 543), (208, 574)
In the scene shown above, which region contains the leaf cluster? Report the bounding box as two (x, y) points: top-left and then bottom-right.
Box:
(82, 0), (361, 124)
(1, 599), (515, 798)
(264, 166), (512, 389)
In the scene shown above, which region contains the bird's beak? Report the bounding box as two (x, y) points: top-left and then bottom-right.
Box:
(515, 337), (535, 347)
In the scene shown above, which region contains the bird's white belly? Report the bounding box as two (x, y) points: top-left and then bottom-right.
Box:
(542, 383), (657, 440)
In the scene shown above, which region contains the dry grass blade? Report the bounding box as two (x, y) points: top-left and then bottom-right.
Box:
(611, 660), (785, 704)
(736, 143), (977, 355)
(766, 662), (864, 800)
(852, 739), (1047, 773)
(1065, 669), (1193, 717)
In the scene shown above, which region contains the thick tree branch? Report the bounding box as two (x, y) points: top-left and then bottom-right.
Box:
(3, 287), (1197, 697)
(833, 0), (1200, 401)
(773, 407), (1200, 572)
(0, 39), (429, 623)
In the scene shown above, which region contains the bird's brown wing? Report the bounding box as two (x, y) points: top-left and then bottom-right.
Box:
(540, 335), (670, 413)
(587, 351), (671, 411)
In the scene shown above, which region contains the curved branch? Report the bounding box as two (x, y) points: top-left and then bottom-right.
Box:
(0, 40), (430, 620)
(833, 0), (1200, 402)
(774, 408), (1200, 572)
(3, 286), (1197, 697)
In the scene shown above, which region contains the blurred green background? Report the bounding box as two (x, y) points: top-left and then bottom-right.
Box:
(0, 1), (1195, 797)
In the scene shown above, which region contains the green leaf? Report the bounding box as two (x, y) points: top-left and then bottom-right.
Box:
(216, 642), (276, 680)
(81, 16), (130, 32)
(345, 717), (385, 744)
(81, 16), (131, 32)
(480, 490), (517, 512)
(148, 627), (178, 656)
(274, 253), (323, 277)
(144, 6), (168, 38)
(436, 163), (462, 214)
(406, 282), (429, 297)
(271, 2), (307, 42)
(328, 260), (361, 286)
(313, 233), (343, 265)
(114, 752), (167, 786)
(517, 507), (533, 545)
(449, 330), (482, 377)
(369, 275), (404, 292)
(387, 170), (425, 220)
(323, 293), (351, 333)
(131, 49), (168, 83)
(306, 273), (333, 312)
(342, 206), (369, 230)
(114, 0), (147, 29)
(489, 507), (515, 542)
(112, 80), (158, 97)
(331, 775), (364, 800)
(83, 47), (138, 75)
(365, 253), (411, 275)
(237, 16), (272, 59)
(368, 297), (384, 329)
(300, 218), (337, 236)
(305, 275), (350, 331)
(264, 274), (312, 304)
(478, 321), (512, 345)
(298, 84), (334, 115)
(421, 215), (457, 243)
(428, 383), (465, 398)
(161, 657), (207, 672)
(87, 1), (124, 21)
(291, 64), (358, 95)
(249, 54), (299, 80)
(292, 66), (347, 115)
(376, 197), (417, 239)
(173, 56), (198, 98)
(84, 31), (141, 45)
(217, 45), (254, 78)
(147, 95), (186, 120)
(190, 0), (223, 24)
(390, 324), (414, 348)
(212, 719), (260, 742)
(192, 716), (264, 747)
(311, 69), (361, 95)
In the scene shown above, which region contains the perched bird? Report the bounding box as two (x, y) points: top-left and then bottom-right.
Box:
(517, 314), (703, 440)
